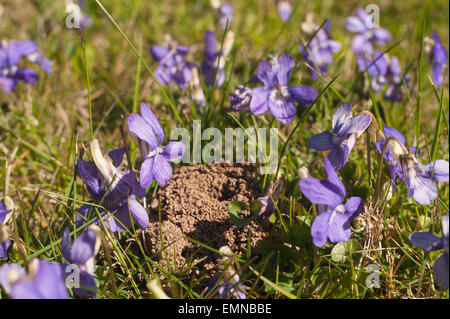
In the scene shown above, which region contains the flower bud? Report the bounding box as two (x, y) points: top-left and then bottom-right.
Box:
(278, 1), (293, 22)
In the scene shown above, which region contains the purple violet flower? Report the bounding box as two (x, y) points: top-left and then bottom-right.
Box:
(250, 53), (318, 124)
(299, 157), (365, 247)
(409, 215), (449, 290)
(277, 1), (293, 22)
(0, 201), (12, 259)
(0, 40), (51, 93)
(128, 103), (186, 188)
(201, 31), (226, 88)
(308, 102), (371, 170)
(219, 3), (233, 29)
(0, 259), (69, 299)
(77, 139), (149, 232)
(205, 246), (246, 299)
(384, 56), (410, 101)
(77, 0), (93, 28)
(358, 51), (409, 101)
(230, 85), (252, 112)
(61, 227), (100, 298)
(357, 50), (388, 92)
(345, 8), (392, 55)
(375, 126), (420, 192)
(385, 136), (449, 205)
(299, 20), (341, 81)
(206, 273), (246, 299)
(430, 32), (448, 88)
(79, 15), (93, 28)
(257, 178), (284, 226)
(150, 44), (193, 90)
(66, 1), (92, 28)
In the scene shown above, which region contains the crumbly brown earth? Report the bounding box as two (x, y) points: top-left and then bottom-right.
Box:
(130, 163), (266, 279)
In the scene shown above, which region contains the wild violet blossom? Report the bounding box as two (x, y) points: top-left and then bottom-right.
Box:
(205, 246), (246, 299)
(77, 0), (93, 27)
(357, 51), (410, 101)
(0, 200), (12, 259)
(250, 53), (318, 124)
(357, 51), (388, 92)
(385, 136), (449, 205)
(150, 43), (193, 90)
(384, 56), (410, 101)
(345, 8), (392, 55)
(0, 258), (68, 299)
(409, 215), (449, 290)
(206, 272), (246, 299)
(201, 30), (234, 88)
(375, 126), (420, 192)
(202, 31), (225, 87)
(299, 20), (342, 81)
(230, 85), (252, 112)
(0, 40), (51, 93)
(277, 1), (292, 22)
(299, 157), (365, 247)
(308, 102), (371, 170)
(257, 178), (284, 226)
(218, 3), (233, 29)
(128, 103), (186, 188)
(77, 139), (149, 232)
(61, 227), (100, 297)
(209, 0), (233, 29)
(66, 0), (92, 28)
(427, 32), (448, 88)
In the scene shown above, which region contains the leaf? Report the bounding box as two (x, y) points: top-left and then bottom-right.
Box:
(340, 161), (358, 181)
(331, 239), (362, 263)
(249, 266), (297, 299)
(295, 214), (313, 227)
(348, 186), (370, 201)
(256, 240), (302, 268)
(227, 200), (262, 228)
(249, 200), (263, 213)
(264, 277), (296, 294)
(331, 242), (347, 263)
(286, 223), (312, 247)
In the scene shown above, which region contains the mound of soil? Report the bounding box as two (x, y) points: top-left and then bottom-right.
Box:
(133, 163), (266, 278)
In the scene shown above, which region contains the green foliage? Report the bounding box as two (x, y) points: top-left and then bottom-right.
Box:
(228, 200), (262, 228)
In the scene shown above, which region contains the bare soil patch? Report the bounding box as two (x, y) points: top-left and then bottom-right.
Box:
(132, 163), (266, 280)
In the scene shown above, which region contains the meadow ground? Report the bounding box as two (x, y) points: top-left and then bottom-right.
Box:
(0, 0), (448, 299)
